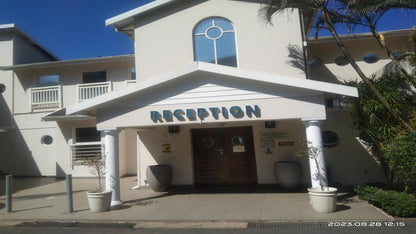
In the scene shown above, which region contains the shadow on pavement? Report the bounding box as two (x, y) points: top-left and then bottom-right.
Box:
(14, 205), (54, 213)
(0, 177), (64, 196)
(10, 190), (87, 201)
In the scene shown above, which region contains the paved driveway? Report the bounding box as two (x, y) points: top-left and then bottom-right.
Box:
(0, 176), (392, 222)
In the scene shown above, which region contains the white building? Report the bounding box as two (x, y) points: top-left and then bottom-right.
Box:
(1, 0), (412, 205)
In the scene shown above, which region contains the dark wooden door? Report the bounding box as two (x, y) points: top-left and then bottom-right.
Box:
(192, 126), (257, 186)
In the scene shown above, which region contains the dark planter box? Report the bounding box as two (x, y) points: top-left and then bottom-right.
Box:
(146, 164), (173, 192)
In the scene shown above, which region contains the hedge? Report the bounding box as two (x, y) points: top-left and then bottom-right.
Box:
(354, 186), (416, 217)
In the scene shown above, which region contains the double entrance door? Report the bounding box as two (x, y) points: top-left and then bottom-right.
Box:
(192, 126), (257, 186)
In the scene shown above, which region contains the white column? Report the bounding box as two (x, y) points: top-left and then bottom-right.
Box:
(132, 131), (141, 190)
(103, 129), (122, 206)
(303, 120), (328, 188)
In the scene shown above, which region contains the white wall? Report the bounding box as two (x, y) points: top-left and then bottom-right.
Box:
(119, 129), (138, 176)
(10, 113), (56, 176)
(322, 110), (385, 185)
(13, 35), (55, 65)
(138, 126), (194, 186)
(134, 0), (305, 80)
(308, 33), (413, 83)
(0, 33), (14, 126)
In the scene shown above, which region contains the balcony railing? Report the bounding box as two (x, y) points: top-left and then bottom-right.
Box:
(77, 81), (112, 102)
(69, 141), (103, 167)
(28, 81), (136, 110)
(30, 85), (62, 110)
(125, 80), (136, 86)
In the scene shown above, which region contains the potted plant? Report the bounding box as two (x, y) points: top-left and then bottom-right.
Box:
(296, 140), (338, 213)
(83, 154), (112, 212)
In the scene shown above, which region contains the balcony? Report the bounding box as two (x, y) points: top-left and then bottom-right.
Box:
(29, 81), (129, 110)
(30, 85), (62, 110)
(77, 81), (112, 102)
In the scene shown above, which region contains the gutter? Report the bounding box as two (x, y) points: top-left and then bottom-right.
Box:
(1, 54), (135, 71)
(308, 28), (414, 44)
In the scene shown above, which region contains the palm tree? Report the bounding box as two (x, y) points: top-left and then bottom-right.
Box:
(347, 0), (416, 11)
(259, 0), (414, 131)
(334, 0), (416, 88)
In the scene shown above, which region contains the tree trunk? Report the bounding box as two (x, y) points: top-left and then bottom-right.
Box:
(321, 8), (414, 132)
(364, 16), (416, 91)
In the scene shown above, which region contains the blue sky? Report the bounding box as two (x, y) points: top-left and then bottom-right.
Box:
(1, 0), (415, 60)
(0, 0), (153, 60)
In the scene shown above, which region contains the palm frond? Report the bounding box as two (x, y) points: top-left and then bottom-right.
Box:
(348, 0), (416, 12)
(259, 0), (324, 23)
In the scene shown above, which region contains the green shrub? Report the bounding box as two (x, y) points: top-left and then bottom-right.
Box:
(372, 191), (416, 217)
(354, 185), (382, 201)
(354, 186), (416, 217)
(382, 132), (416, 191)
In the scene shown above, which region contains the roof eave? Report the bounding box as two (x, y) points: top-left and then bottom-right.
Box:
(308, 28), (415, 44)
(0, 24), (60, 61)
(66, 62), (358, 116)
(1, 54), (135, 71)
(105, 0), (175, 35)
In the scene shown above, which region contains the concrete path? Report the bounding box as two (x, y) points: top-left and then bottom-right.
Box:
(0, 176), (392, 224)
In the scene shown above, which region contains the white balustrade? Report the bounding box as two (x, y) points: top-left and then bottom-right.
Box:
(77, 81), (112, 102)
(29, 81), (136, 109)
(125, 80), (136, 86)
(30, 85), (62, 110)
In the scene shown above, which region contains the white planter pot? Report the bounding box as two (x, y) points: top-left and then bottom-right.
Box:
(308, 187), (338, 213)
(87, 190), (112, 212)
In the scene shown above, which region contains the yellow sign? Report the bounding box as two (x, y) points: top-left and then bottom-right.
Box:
(162, 144), (171, 153)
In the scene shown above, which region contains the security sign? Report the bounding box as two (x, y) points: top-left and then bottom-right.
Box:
(162, 144), (171, 153)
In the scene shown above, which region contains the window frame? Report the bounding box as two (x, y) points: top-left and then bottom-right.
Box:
(82, 71), (107, 84)
(38, 74), (60, 87)
(70, 126), (103, 165)
(75, 127), (101, 143)
(193, 17), (238, 67)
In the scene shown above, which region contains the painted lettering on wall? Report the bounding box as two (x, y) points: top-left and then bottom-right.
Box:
(151, 105), (261, 123)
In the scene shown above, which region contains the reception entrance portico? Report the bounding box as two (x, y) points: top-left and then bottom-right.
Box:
(63, 62), (358, 205)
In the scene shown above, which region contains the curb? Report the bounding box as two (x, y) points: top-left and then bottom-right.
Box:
(134, 221), (248, 229)
(0, 220), (249, 229)
(3, 219), (414, 229)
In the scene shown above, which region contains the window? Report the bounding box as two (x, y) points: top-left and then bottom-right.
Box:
(193, 17), (237, 67)
(71, 127), (102, 164)
(363, 53), (378, 64)
(393, 51), (403, 59)
(76, 127), (101, 143)
(38, 75), (60, 87)
(322, 131), (340, 148)
(334, 56), (349, 66)
(307, 56), (322, 68)
(131, 68), (136, 80)
(0, 83), (5, 93)
(41, 135), (53, 145)
(82, 71), (106, 84)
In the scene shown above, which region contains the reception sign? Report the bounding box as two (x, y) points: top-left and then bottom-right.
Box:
(150, 105), (261, 123)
